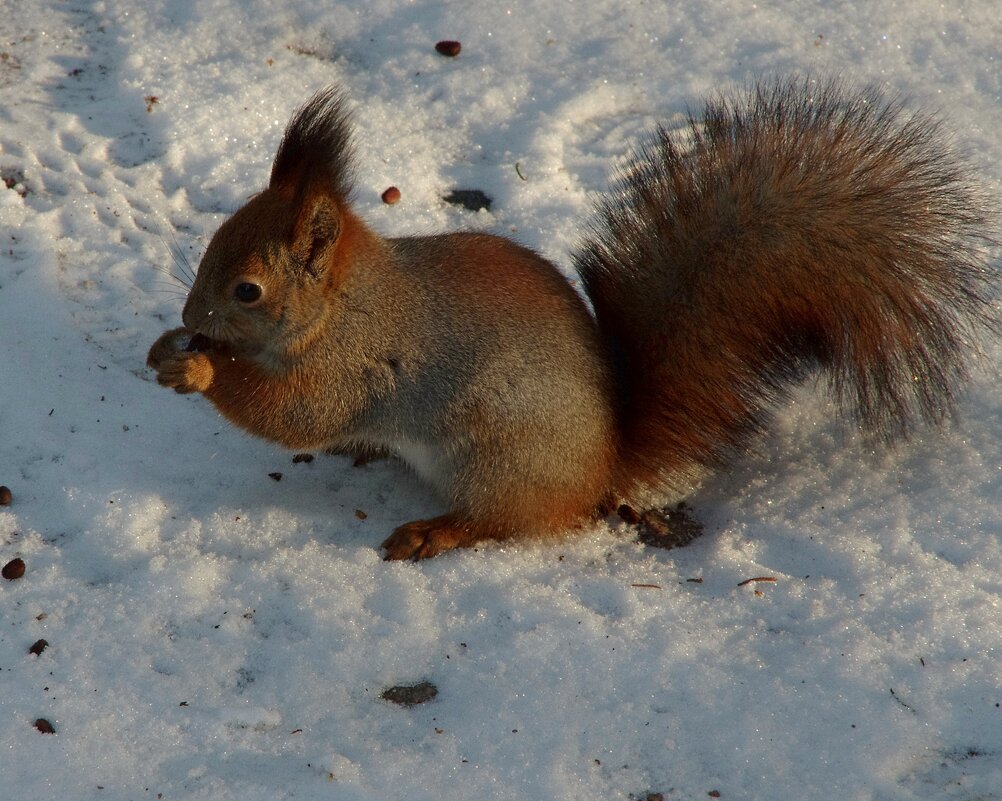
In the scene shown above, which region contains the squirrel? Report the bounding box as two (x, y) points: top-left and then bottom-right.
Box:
(147, 77), (997, 560)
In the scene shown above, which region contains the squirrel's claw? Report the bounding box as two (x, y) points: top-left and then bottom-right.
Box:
(381, 516), (481, 560)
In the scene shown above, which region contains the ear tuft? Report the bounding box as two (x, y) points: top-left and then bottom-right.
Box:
(270, 87), (355, 200)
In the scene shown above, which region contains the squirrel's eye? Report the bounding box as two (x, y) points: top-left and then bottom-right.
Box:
(234, 282), (263, 303)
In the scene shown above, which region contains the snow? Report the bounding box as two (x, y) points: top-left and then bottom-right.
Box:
(2, 1), (1002, 799)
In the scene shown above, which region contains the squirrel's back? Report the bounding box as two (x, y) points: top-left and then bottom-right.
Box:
(576, 77), (997, 500)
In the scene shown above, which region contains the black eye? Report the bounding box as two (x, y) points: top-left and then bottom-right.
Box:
(234, 282), (262, 303)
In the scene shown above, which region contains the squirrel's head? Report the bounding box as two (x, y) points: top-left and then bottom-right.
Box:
(181, 87), (364, 366)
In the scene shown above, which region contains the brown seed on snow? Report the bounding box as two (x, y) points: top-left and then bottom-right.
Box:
(2, 557), (25, 580)
(34, 718), (56, 734)
(29, 639), (49, 656)
(381, 186), (401, 205)
(616, 503), (642, 524)
(0, 485), (12, 505)
(435, 40), (461, 57)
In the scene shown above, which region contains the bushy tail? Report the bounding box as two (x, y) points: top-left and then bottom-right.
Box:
(575, 77), (997, 498)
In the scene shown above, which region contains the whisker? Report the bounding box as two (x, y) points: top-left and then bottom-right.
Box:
(149, 280), (190, 294)
(149, 265), (190, 289)
(126, 276), (187, 305)
(148, 215), (199, 288)
(168, 247), (196, 287)
(165, 226), (197, 286)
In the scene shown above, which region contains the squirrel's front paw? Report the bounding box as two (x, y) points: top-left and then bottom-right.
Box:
(382, 516), (481, 560)
(151, 350), (215, 394)
(147, 328), (216, 394)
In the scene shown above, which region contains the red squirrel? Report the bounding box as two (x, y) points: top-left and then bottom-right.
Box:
(147, 78), (997, 560)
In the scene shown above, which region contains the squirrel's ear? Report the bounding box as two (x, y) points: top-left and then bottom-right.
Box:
(290, 191), (341, 278)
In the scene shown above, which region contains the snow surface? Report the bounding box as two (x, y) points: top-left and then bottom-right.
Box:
(2, 1), (1002, 799)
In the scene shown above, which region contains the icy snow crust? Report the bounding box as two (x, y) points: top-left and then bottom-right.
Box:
(2, 1), (1002, 799)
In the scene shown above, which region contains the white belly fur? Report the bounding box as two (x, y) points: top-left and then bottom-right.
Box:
(393, 436), (448, 491)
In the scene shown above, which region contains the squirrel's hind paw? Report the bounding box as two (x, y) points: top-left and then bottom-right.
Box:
(381, 516), (483, 561)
